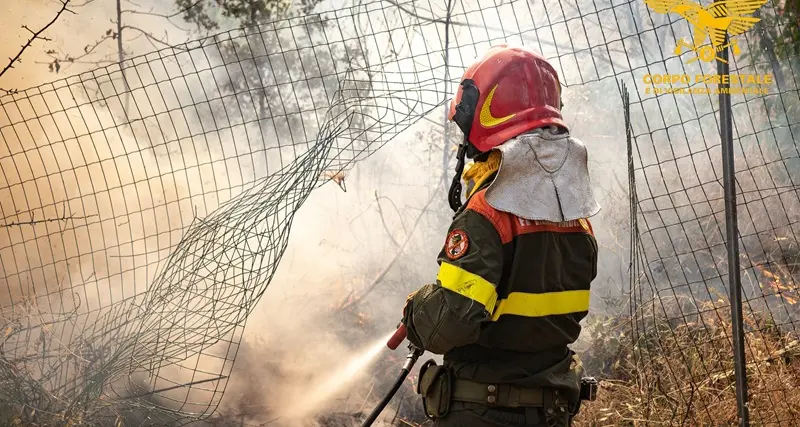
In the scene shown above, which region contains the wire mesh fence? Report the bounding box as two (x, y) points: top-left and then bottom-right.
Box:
(623, 0), (800, 423)
(0, 2), (455, 423)
(0, 0), (798, 425)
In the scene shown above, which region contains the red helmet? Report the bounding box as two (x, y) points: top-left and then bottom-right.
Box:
(448, 45), (565, 154)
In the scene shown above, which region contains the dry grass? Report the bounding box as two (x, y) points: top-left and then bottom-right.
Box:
(575, 301), (800, 427)
(3, 297), (799, 426)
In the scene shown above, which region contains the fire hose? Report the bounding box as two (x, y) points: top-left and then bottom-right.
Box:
(360, 324), (423, 427)
(362, 325), (600, 426)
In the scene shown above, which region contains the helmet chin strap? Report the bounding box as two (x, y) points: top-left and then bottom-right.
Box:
(448, 79), (478, 212)
(448, 142), (468, 212)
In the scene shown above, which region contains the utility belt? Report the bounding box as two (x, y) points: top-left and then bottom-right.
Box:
(416, 359), (597, 419)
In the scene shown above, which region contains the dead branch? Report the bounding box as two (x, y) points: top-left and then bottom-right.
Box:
(339, 192), (437, 311)
(0, 0), (74, 80)
(38, 30), (117, 74)
(375, 190), (405, 248)
(35, 1), (192, 77)
(0, 213), (96, 228)
(70, 0), (98, 6)
(121, 25), (188, 50)
(119, 5), (195, 31)
(116, 0), (125, 68)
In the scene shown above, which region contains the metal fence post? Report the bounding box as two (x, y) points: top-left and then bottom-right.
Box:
(718, 34), (750, 427)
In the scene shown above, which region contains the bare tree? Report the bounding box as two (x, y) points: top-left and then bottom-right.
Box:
(0, 0), (74, 93)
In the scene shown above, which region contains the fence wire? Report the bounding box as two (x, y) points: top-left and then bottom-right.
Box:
(0, 0), (798, 425)
(624, 0), (800, 423)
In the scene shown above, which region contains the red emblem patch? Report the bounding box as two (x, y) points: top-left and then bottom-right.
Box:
(445, 229), (469, 260)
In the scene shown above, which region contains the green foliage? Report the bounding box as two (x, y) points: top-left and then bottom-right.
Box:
(757, 0), (800, 59)
(176, 0), (323, 29)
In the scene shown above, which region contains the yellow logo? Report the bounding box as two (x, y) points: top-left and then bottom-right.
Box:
(479, 85), (516, 128)
(644, 0), (768, 63)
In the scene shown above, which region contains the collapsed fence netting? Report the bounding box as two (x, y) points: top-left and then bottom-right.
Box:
(0, 0), (798, 425)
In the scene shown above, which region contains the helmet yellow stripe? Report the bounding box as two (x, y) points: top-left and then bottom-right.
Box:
(479, 85), (516, 127)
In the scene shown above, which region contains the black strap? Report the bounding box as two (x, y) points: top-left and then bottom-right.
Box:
(447, 142), (467, 212)
(450, 378), (548, 408)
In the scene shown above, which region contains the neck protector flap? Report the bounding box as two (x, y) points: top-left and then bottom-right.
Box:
(485, 130), (600, 222)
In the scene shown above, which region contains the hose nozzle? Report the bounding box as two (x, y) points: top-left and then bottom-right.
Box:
(387, 324), (408, 350)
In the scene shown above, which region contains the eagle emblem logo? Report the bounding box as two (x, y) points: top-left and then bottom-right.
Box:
(644, 0), (768, 63)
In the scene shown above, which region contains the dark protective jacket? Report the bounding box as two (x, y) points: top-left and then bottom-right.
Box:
(402, 175), (598, 396)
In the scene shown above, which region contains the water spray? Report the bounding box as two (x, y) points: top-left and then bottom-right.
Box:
(288, 330), (398, 419)
(360, 324), (423, 427)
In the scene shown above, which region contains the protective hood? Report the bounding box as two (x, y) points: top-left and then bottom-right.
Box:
(485, 129), (600, 222)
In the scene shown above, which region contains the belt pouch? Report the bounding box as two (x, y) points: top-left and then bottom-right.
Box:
(417, 360), (452, 418)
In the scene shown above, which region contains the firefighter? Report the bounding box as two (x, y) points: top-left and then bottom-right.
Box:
(401, 45), (600, 427)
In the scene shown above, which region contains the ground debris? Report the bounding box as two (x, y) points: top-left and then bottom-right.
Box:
(315, 411), (364, 426)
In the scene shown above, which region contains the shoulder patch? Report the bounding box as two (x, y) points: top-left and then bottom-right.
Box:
(445, 229), (470, 261)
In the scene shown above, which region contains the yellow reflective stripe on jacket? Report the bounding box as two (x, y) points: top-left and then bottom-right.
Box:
(437, 262), (498, 313)
(491, 290), (590, 321)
